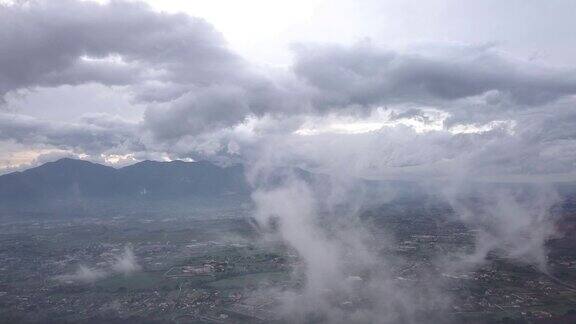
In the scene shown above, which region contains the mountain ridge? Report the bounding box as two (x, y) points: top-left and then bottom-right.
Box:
(0, 158), (251, 214)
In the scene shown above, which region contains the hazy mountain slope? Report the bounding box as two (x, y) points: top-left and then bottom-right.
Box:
(0, 158), (117, 203)
(0, 158), (250, 213)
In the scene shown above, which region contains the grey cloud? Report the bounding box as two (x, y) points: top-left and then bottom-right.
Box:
(389, 108), (432, 124)
(143, 41), (576, 138)
(2, 0), (576, 182)
(0, 0), (245, 100)
(0, 112), (139, 154)
(144, 85), (252, 139)
(223, 109), (575, 182)
(0, 0), (312, 139)
(440, 183), (560, 271)
(293, 43), (576, 109)
(41, 59), (143, 87)
(251, 175), (448, 323)
(448, 106), (576, 178)
(0, 0), (263, 147)
(143, 78), (312, 140)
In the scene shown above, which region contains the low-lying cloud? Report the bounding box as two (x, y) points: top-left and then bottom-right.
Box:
(56, 245), (141, 284)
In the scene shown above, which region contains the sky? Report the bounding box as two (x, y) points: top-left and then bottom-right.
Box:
(1, 0), (576, 181)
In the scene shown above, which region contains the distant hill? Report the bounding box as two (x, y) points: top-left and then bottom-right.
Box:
(0, 158), (251, 216)
(4, 158), (575, 219)
(0, 158), (411, 218)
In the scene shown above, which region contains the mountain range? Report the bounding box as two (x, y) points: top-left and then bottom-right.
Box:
(0, 158), (251, 216)
(3, 158), (575, 219)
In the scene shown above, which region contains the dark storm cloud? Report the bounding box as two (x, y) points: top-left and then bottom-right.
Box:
(144, 85), (252, 139)
(0, 112), (138, 154)
(0, 0), (313, 139)
(0, 0), (246, 100)
(143, 77), (312, 140)
(145, 40), (576, 140)
(293, 43), (576, 108)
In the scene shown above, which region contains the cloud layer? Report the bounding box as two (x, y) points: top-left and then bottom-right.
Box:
(1, 0), (576, 182)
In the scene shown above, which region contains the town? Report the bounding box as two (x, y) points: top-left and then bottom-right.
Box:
(1, 199), (575, 323)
